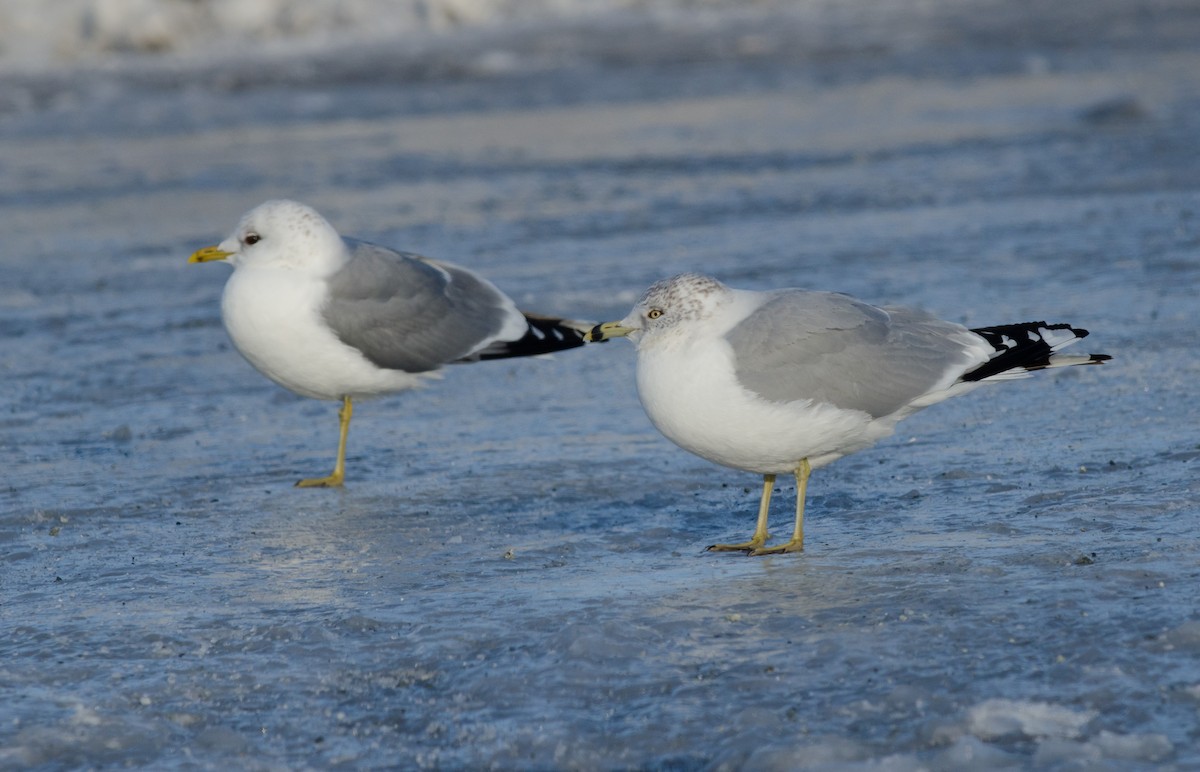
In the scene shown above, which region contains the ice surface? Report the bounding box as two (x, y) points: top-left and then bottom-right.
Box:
(966, 699), (1097, 741)
(2, 0), (1200, 769)
(0, 0), (821, 71)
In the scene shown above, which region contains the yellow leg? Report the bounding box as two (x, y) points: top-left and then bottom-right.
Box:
(707, 474), (775, 552)
(296, 395), (353, 488)
(749, 458), (809, 556)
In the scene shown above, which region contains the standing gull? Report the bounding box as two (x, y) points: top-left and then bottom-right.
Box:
(587, 273), (1110, 555)
(190, 199), (590, 487)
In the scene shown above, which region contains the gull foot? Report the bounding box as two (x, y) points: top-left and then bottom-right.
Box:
(707, 540), (766, 553)
(747, 539), (804, 556)
(295, 474), (344, 488)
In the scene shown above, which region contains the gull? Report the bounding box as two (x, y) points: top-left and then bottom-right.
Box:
(189, 199), (590, 487)
(587, 273), (1109, 555)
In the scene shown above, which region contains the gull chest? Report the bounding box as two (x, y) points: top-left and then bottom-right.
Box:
(635, 336), (783, 471)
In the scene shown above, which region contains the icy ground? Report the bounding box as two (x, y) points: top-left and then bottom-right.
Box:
(2, 0), (1199, 769)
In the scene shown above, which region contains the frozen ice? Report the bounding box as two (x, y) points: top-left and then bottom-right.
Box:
(0, 0), (803, 71)
(2, 0), (1199, 768)
(966, 699), (1096, 741)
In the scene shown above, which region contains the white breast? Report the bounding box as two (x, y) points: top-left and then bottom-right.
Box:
(220, 265), (432, 400)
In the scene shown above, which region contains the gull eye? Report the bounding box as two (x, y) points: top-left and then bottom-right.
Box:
(244, 232), (261, 246)
(647, 308), (664, 320)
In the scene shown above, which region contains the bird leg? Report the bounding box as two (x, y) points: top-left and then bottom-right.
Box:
(748, 458), (809, 555)
(296, 395), (353, 488)
(708, 474), (775, 552)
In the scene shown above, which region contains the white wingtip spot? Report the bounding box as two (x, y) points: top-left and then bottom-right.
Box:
(1039, 326), (1081, 350)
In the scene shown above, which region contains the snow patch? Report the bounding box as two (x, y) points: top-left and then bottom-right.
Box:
(966, 698), (1096, 741)
(0, 0), (797, 71)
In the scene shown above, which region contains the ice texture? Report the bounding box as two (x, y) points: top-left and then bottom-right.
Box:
(2, 0), (1199, 768)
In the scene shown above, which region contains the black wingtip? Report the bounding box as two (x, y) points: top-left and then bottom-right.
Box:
(964, 322), (1108, 381)
(471, 313), (589, 361)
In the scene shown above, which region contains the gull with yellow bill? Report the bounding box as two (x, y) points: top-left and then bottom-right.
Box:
(587, 273), (1110, 555)
(190, 199), (590, 487)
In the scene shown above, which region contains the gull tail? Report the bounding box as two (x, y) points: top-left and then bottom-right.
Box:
(465, 313), (593, 362)
(962, 322), (1111, 382)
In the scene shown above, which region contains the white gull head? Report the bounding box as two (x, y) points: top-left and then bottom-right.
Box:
(213, 199), (348, 277)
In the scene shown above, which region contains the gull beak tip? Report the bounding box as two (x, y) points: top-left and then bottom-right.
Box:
(584, 321), (634, 343)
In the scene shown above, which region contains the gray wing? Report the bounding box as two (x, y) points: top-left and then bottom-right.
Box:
(725, 291), (984, 418)
(321, 240), (523, 373)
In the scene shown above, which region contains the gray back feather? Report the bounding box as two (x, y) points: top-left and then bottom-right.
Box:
(322, 240), (517, 373)
(726, 291), (977, 418)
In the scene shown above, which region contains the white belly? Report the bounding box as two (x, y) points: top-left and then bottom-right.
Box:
(635, 336), (897, 474)
(221, 266), (432, 400)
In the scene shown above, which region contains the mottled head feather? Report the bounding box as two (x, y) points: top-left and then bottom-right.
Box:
(632, 273), (729, 332)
